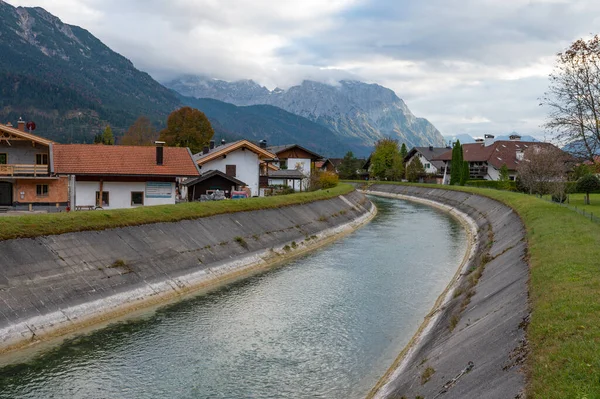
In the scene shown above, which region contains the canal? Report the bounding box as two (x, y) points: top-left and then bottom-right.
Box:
(0, 196), (467, 399)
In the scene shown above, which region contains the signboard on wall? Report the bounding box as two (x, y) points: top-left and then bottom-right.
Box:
(146, 181), (172, 198)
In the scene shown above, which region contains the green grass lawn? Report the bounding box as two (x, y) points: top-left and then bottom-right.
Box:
(0, 184), (353, 242)
(354, 181), (600, 399)
(565, 193), (600, 215)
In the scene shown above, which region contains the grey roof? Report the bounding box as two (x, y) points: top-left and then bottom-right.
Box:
(268, 169), (306, 179)
(266, 144), (323, 160)
(182, 169), (246, 187)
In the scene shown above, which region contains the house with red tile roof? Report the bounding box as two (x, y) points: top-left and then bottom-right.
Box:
(52, 143), (200, 210)
(0, 120), (69, 212)
(432, 135), (562, 183)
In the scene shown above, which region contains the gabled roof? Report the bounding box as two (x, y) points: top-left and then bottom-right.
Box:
(0, 123), (53, 146)
(406, 146), (450, 170)
(315, 159), (335, 169)
(181, 170), (246, 187)
(266, 144), (323, 160)
(433, 141), (561, 170)
(194, 140), (276, 165)
(52, 144), (200, 177)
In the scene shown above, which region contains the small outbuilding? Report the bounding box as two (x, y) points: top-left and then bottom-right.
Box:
(183, 170), (246, 201)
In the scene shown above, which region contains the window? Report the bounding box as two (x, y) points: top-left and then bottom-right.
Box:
(279, 159), (288, 170)
(95, 191), (109, 207)
(509, 176), (515, 181)
(0, 153), (6, 164)
(131, 191), (144, 206)
(225, 164), (237, 177)
(36, 184), (49, 197)
(35, 153), (48, 165)
(424, 163), (431, 169)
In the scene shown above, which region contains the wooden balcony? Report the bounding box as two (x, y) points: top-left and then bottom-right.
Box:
(0, 164), (49, 177)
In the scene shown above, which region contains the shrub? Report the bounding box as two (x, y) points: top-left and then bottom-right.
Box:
(309, 171), (339, 190)
(465, 180), (516, 191)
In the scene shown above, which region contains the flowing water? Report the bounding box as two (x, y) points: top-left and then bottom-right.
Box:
(0, 197), (467, 399)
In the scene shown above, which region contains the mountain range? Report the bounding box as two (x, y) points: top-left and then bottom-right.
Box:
(443, 133), (539, 145)
(0, 1), (443, 157)
(166, 76), (445, 156)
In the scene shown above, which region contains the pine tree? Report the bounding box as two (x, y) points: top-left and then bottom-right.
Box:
(460, 160), (470, 186)
(406, 156), (425, 182)
(400, 143), (408, 160)
(339, 151), (359, 179)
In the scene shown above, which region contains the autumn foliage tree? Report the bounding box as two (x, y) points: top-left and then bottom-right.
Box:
(121, 116), (157, 146)
(516, 145), (568, 196)
(159, 107), (214, 154)
(543, 35), (600, 161)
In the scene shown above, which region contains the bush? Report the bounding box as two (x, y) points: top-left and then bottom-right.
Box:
(465, 180), (517, 191)
(309, 171), (339, 190)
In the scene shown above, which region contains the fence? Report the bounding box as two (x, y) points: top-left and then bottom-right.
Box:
(541, 195), (600, 224)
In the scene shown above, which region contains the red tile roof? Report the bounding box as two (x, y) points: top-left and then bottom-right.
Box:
(433, 141), (560, 170)
(52, 144), (200, 177)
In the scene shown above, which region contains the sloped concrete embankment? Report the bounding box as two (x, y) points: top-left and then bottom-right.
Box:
(0, 190), (375, 354)
(364, 184), (529, 399)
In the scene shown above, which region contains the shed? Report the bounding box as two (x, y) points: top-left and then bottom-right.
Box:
(182, 170), (246, 201)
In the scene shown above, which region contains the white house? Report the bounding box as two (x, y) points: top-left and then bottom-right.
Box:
(52, 143), (200, 210)
(193, 139), (276, 197)
(266, 144), (323, 191)
(404, 146), (450, 175)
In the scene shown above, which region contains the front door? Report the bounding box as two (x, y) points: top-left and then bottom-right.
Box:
(0, 181), (12, 206)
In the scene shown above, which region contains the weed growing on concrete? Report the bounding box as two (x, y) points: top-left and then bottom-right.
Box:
(339, 209), (347, 215)
(317, 215), (328, 222)
(291, 241), (297, 249)
(311, 235), (318, 240)
(252, 234), (260, 240)
(421, 367), (435, 385)
(110, 259), (126, 268)
(219, 241), (228, 246)
(234, 236), (248, 249)
(449, 314), (460, 331)
(283, 245), (291, 251)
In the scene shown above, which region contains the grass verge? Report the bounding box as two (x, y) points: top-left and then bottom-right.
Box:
(0, 184), (353, 242)
(352, 180), (600, 399)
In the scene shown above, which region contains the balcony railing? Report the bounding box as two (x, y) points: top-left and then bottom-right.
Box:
(0, 164), (49, 177)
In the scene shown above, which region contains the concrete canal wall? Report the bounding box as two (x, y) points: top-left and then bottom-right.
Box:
(0, 190), (375, 354)
(364, 184), (529, 399)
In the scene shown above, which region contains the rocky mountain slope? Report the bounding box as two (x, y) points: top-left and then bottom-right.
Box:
(0, 1), (180, 142)
(166, 76), (445, 154)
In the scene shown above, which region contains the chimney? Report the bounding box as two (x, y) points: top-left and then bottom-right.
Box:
(428, 145), (433, 151)
(155, 141), (165, 165)
(209, 140), (215, 150)
(259, 139), (267, 149)
(474, 138), (484, 144)
(484, 134), (495, 147)
(203, 146), (210, 155)
(516, 148), (524, 161)
(509, 134), (521, 141)
(17, 117), (25, 132)
(221, 139), (226, 145)
(6, 122), (13, 128)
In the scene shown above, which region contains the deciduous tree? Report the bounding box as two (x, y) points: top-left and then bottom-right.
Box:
(121, 116), (157, 146)
(370, 138), (403, 181)
(543, 35), (600, 161)
(406, 156), (425, 182)
(516, 145), (568, 196)
(101, 125), (114, 145)
(159, 107), (214, 154)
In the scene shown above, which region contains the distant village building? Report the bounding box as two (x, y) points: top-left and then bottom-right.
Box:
(193, 139), (277, 197)
(182, 170), (246, 201)
(432, 135), (563, 183)
(0, 121), (68, 212)
(52, 143), (199, 210)
(404, 146), (450, 176)
(267, 144), (323, 191)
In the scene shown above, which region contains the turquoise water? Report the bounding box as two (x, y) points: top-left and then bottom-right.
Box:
(0, 197), (466, 398)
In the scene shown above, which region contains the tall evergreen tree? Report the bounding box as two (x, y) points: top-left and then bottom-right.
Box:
(400, 143), (408, 160)
(450, 140), (463, 185)
(460, 160), (470, 186)
(338, 151), (359, 179)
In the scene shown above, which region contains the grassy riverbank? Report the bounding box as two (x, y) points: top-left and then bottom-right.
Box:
(0, 184), (354, 241)
(356, 181), (600, 398)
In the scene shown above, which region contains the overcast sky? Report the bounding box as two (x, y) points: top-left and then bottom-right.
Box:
(8, 0), (600, 138)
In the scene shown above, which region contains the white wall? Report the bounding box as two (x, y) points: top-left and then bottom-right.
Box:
(75, 181), (175, 209)
(287, 158), (312, 176)
(407, 152), (438, 174)
(487, 165), (500, 181)
(200, 149), (260, 196)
